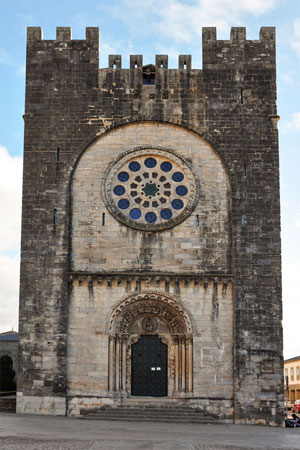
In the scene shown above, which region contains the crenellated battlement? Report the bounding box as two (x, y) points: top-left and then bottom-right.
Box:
(202, 26), (276, 68)
(107, 54), (192, 69)
(27, 26), (99, 43)
(26, 26), (99, 66)
(26, 26), (275, 70)
(202, 26), (275, 43)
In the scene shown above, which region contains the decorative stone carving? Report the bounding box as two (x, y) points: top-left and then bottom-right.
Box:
(107, 292), (194, 396)
(108, 291), (193, 335)
(103, 146), (199, 231)
(119, 300), (186, 334)
(142, 316), (157, 333)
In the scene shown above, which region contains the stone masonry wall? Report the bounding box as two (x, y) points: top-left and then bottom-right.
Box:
(67, 278), (233, 418)
(18, 26), (283, 424)
(72, 122), (231, 273)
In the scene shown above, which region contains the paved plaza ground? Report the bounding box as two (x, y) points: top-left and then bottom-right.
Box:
(0, 413), (300, 450)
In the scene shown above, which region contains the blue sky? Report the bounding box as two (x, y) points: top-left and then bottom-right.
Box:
(0, 0), (299, 359)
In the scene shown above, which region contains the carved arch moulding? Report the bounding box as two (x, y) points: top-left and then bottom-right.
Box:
(107, 291), (195, 395)
(107, 291), (194, 336)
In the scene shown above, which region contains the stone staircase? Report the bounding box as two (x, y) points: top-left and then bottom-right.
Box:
(0, 395), (16, 413)
(80, 398), (218, 424)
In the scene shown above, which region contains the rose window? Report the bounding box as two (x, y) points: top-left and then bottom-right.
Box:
(103, 147), (199, 231)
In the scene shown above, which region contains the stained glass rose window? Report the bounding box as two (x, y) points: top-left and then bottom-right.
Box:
(103, 147), (199, 231)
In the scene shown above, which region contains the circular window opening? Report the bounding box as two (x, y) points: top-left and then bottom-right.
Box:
(103, 147), (199, 231)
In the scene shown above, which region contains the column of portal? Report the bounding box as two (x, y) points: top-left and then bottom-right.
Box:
(186, 337), (193, 392)
(174, 338), (179, 393)
(121, 336), (127, 391)
(174, 336), (193, 394)
(115, 336), (121, 390)
(108, 335), (116, 391)
(181, 337), (186, 392)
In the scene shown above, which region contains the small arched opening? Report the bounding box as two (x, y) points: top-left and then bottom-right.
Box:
(143, 65), (155, 85)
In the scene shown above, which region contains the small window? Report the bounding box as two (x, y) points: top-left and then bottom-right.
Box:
(53, 209), (57, 225)
(285, 368), (288, 377)
(291, 368), (294, 381)
(241, 88), (244, 104)
(297, 367), (300, 380)
(143, 65), (155, 85)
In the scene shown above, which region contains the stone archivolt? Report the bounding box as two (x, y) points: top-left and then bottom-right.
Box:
(121, 300), (185, 334)
(109, 292), (193, 335)
(107, 292), (194, 395)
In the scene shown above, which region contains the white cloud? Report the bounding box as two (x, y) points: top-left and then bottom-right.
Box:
(72, 12), (95, 30)
(0, 146), (23, 252)
(279, 112), (300, 133)
(155, 45), (184, 61)
(0, 254), (19, 333)
(282, 73), (294, 86)
(0, 47), (26, 78)
(17, 13), (36, 27)
(0, 48), (14, 66)
(115, 0), (278, 43)
(17, 64), (26, 77)
(292, 18), (300, 58)
(0, 146), (22, 332)
(295, 202), (300, 228)
(289, 112), (300, 131)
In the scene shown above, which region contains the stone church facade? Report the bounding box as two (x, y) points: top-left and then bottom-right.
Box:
(17, 26), (283, 425)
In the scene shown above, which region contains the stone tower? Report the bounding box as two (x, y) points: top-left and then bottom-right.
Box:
(17, 26), (283, 425)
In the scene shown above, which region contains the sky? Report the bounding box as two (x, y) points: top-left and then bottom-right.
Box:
(0, 0), (299, 359)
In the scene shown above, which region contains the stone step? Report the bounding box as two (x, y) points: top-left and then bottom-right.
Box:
(80, 406), (218, 423)
(117, 406), (205, 412)
(93, 407), (208, 415)
(83, 413), (212, 420)
(81, 413), (216, 424)
(84, 409), (208, 416)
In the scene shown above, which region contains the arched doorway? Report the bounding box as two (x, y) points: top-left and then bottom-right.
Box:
(131, 335), (167, 397)
(107, 291), (194, 398)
